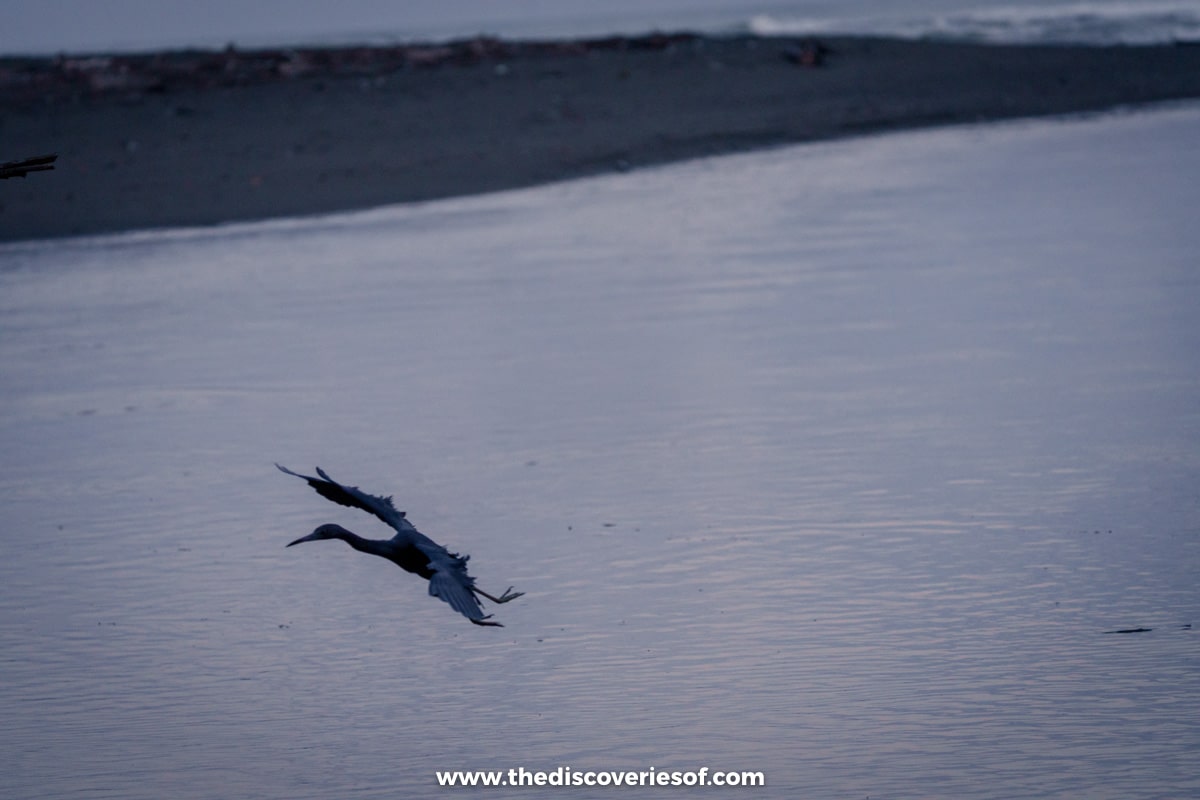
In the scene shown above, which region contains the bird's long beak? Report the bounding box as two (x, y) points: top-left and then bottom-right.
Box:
(286, 532), (321, 547)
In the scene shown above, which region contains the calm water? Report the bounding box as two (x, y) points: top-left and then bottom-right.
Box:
(2, 105), (1199, 798)
(4, 0), (1200, 54)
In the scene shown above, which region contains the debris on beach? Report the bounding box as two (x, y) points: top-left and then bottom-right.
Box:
(0, 32), (701, 103)
(0, 153), (57, 179)
(782, 40), (830, 67)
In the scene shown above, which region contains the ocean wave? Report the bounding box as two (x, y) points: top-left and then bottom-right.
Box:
(745, 1), (1200, 46)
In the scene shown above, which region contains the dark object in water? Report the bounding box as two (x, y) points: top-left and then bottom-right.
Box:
(0, 153), (56, 179)
(1103, 627), (1153, 634)
(277, 464), (523, 626)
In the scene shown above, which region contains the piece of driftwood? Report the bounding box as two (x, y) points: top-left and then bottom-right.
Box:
(0, 154), (57, 179)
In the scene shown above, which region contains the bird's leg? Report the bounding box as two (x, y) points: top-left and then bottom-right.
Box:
(474, 586), (525, 605)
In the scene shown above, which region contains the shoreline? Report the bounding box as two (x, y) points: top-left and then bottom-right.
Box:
(4, 33), (1200, 242)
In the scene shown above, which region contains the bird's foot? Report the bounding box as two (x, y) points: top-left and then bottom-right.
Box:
(474, 586), (525, 605)
(494, 586), (525, 604)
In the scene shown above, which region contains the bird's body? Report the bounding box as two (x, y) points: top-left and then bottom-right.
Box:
(278, 464), (523, 626)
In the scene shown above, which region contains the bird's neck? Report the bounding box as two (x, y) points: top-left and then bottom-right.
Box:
(339, 531), (390, 558)
(328, 528), (425, 574)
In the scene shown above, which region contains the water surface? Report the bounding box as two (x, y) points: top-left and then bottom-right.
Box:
(2, 105), (1198, 798)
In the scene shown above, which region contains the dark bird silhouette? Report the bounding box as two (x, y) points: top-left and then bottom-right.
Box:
(278, 464), (523, 626)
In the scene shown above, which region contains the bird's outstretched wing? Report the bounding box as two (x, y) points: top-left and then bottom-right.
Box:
(275, 463), (419, 537)
(418, 543), (500, 626)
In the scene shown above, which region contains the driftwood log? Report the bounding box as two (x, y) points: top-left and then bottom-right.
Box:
(0, 154), (57, 179)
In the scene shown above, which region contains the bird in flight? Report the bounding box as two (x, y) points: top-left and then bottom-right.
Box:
(278, 464), (524, 626)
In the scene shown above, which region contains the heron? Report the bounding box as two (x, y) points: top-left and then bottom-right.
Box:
(278, 464), (524, 626)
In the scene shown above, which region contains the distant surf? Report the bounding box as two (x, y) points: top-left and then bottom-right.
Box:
(744, 2), (1200, 46)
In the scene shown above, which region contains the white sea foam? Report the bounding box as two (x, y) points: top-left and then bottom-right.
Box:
(747, 1), (1200, 45)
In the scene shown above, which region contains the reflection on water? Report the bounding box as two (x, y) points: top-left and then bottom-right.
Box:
(2, 105), (1199, 799)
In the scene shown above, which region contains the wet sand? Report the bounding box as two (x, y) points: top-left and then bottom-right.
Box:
(3, 33), (1200, 242)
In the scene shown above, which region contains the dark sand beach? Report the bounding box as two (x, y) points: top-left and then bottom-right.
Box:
(3, 33), (1200, 242)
